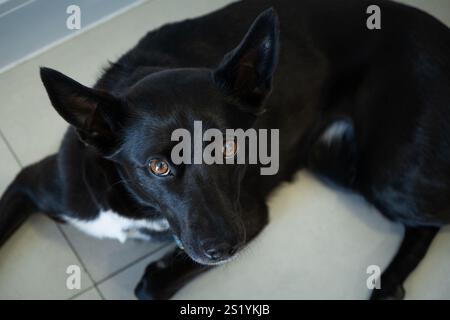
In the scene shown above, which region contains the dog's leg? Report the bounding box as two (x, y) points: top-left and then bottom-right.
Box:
(0, 154), (59, 247)
(370, 226), (439, 300)
(135, 196), (269, 300)
(135, 247), (210, 300)
(135, 214), (268, 300)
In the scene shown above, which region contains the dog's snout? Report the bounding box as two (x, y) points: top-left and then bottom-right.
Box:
(201, 239), (239, 261)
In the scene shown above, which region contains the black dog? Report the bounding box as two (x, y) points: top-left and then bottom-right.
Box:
(1, 0), (450, 300)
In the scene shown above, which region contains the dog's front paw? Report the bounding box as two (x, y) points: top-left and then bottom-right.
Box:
(134, 260), (175, 300)
(370, 284), (405, 300)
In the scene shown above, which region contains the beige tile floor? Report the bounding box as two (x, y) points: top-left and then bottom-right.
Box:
(0, 0), (450, 300)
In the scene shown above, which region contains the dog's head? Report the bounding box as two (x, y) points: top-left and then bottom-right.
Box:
(40, 9), (279, 265)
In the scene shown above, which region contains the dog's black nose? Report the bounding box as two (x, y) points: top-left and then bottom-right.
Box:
(201, 239), (238, 261)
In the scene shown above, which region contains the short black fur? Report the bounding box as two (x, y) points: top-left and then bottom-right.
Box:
(1, 0), (450, 299)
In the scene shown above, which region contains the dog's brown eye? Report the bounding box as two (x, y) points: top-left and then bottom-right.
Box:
(149, 159), (170, 176)
(223, 140), (238, 159)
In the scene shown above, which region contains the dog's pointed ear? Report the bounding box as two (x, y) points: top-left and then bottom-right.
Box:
(213, 8), (280, 112)
(40, 67), (124, 155)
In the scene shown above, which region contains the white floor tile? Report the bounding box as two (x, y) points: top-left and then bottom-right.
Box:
(61, 224), (167, 282)
(0, 135), (20, 194)
(0, 135), (93, 299)
(404, 226), (450, 299)
(72, 287), (103, 300)
(0, 215), (93, 299)
(0, 66), (67, 166)
(97, 245), (173, 300)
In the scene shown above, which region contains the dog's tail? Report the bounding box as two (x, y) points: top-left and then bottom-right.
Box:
(0, 155), (58, 247)
(0, 170), (38, 247)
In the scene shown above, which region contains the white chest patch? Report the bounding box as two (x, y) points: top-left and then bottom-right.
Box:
(66, 210), (170, 243)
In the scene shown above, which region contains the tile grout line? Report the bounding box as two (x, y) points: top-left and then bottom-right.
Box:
(0, 126), (98, 299)
(0, 128), (23, 168)
(0, 127), (96, 300)
(94, 286), (106, 300)
(94, 243), (173, 286)
(71, 243), (171, 299)
(56, 225), (103, 300)
(67, 285), (95, 300)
